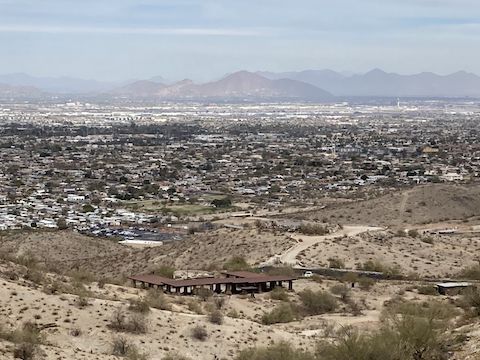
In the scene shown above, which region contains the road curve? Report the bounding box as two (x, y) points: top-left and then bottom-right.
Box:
(261, 225), (384, 267)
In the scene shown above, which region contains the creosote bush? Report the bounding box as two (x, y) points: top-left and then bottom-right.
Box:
(359, 260), (402, 276)
(458, 264), (480, 280)
(329, 284), (351, 303)
(129, 298), (151, 314)
(328, 258), (345, 269)
(111, 336), (148, 360)
(358, 277), (375, 291)
(223, 256), (251, 271)
(240, 298), (462, 360)
(154, 265), (175, 279)
(146, 289), (171, 311)
(270, 287), (289, 301)
(298, 223), (329, 236)
(1, 322), (45, 360)
(191, 325), (208, 341)
(208, 309), (224, 325)
(108, 308), (148, 334)
(236, 342), (316, 360)
(298, 290), (337, 316)
(262, 303), (298, 325)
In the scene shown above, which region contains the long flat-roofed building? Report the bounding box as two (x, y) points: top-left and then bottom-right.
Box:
(129, 271), (296, 295)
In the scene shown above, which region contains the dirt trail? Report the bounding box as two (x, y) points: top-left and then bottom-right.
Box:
(399, 188), (414, 214)
(261, 225), (384, 266)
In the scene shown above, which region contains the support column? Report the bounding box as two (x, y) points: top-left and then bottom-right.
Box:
(288, 280), (293, 291)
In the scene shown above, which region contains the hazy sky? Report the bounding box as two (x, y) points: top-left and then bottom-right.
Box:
(0, 0), (479, 81)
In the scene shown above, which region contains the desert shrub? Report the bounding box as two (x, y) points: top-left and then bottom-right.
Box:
(459, 287), (480, 317)
(69, 281), (92, 298)
(191, 325), (208, 341)
(319, 311), (454, 360)
(145, 289), (171, 311)
(359, 259), (385, 272)
(262, 303), (298, 325)
(112, 336), (130, 356)
(69, 269), (95, 284)
(267, 266), (296, 277)
(10, 322), (44, 345)
(195, 287), (213, 301)
(458, 264), (480, 280)
(9, 322), (44, 360)
(69, 327), (82, 337)
(416, 285), (438, 296)
(330, 284), (351, 303)
(187, 300), (204, 314)
(75, 296), (90, 308)
(109, 308), (127, 331)
(212, 296), (226, 310)
(395, 229), (406, 237)
(126, 313), (148, 334)
(407, 229), (419, 238)
(341, 273), (358, 285)
(154, 265), (175, 279)
(208, 309), (224, 325)
(236, 341), (316, 360)
(421, 236), (434, 245)
(13, 342), (38, 360)
(16, 252), (38, 269)
(227, 309), (240, 318)
(97, 278), (106, 288)
(298, 223), (329, 236)
(270, 287), (289, 301)
(223, 256), (251, 271)
(108, 308), (148, 334)
(384, 299), (459, 324)
(358, 277), (375, 291)
(328, 258), (345, 269)
(298, 290), (337, 315)
(24, 269), (44, 285)
(359, 260), (402, 276)
(112, 336), (148, 359)
(129, 298), (151, 313)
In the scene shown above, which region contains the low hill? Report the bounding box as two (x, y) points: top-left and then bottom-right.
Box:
(294, 184), (480, 227)
(0, 228), (294, 278)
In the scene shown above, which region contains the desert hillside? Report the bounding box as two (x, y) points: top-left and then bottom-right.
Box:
(294, 184), (480, 227)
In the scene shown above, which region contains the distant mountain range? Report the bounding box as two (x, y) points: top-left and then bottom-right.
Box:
(1, 69), (480, 100)
(108, 71), (334, 101)
(0, 83), (44, 99)
(0, 73), (116, 94)
(257, 69), (480, 98)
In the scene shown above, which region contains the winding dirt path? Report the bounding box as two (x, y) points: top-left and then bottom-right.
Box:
(261, 225), (384, 266)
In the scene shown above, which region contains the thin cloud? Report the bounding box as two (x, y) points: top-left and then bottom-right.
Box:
(0, 24), (265, 36)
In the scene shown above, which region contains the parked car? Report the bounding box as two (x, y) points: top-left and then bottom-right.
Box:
(303, 271), (314, 278)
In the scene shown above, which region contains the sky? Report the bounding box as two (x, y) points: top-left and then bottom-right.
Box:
(0, 0), (479, 81)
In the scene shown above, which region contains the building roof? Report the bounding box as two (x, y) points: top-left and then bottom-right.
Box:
(129, 273), (296, 288)
(436, 282), (473, 288)
(221, 271), (264, 278)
